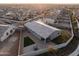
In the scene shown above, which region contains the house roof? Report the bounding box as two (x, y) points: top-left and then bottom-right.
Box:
(0, 24), (9, 38)
(25, 20), (61, 39)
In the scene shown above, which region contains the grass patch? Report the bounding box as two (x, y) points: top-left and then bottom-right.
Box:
(51, 30), (71, 44)
(24, 36), (35, 47)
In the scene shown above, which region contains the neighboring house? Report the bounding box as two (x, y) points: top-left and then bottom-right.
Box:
(53, 9), (71, 29)
(38, 18), (55, 25)
(2, 11), (17, 20)
(24, 20), (61, 42)
(0, 24), (16, 42)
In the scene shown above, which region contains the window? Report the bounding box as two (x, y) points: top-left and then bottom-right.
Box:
(46, 37), (50, 41)
(6, 32), (8, 35)
(10, 30), (13, 33)
(41, 38), (45, 41)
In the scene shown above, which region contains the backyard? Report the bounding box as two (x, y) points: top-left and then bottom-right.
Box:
(51, 30), (71, 44)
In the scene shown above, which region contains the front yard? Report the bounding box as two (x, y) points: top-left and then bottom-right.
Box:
(24, 36), (35, 47)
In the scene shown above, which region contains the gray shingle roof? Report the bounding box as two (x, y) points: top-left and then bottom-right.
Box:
(25, 20), (61, 39)
(0, 25), (9, 38)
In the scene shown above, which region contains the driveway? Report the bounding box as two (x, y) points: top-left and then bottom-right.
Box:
(0, 32), (19, 56)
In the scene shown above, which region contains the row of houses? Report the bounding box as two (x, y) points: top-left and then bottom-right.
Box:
(53, 9), (71, 29)
(0, 18), (61, 43)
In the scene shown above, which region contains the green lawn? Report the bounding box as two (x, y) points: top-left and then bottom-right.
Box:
(24, 36), (35, 47)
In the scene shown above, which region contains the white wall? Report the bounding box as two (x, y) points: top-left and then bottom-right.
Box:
(50, 30), (61, 40)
